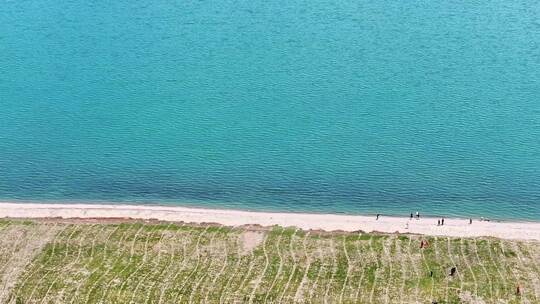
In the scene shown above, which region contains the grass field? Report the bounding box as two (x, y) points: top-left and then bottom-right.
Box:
(0, 219), (538, 303)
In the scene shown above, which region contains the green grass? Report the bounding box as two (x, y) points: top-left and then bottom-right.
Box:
(0, 219), (537, 303)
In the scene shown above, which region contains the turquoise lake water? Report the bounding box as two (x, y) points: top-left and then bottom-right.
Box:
(1, 1), (539, 220)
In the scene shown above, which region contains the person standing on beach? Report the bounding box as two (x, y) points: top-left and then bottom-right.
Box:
(437, 220), (440, 226)
(410, 213), (413, 220)
(469, 218), (472, 224)
(376, 214), (380, 220)
(416, 211), (420, 219)
(441, 218), (444, 226)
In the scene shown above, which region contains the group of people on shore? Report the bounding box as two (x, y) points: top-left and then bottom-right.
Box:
(375, 212), (478, 227)
(409, 211), (447, 226)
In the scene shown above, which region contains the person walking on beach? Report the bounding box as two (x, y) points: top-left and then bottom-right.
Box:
(441, 218), (444, 226)
(469, 218), (472, 225)
(437, 220), (440, 226)
(376, 214), (380, 220)
(410, 213), (413, 220)
(416, 211), (420, 219)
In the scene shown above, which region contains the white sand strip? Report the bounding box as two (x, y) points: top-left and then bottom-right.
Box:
(0, 202), (539, 241)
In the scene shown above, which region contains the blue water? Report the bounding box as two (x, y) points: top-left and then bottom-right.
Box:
(1, 0), (539, 220)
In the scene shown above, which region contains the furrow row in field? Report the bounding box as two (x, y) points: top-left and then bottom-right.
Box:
(279, 229), (300, 302)
(446, 237), (463, 295)
(59, 225), (99, 301)
(154, 224), (185, 304)
(85, 223), (133, 304)
(396, 237), (409, 303)
(48, 225), (94, 303)
(248, 229), (270, 303)
(433, 237), (451, 304)
(174, 226), (209, 302)
(187, 227), (222, 302)
(307, 239), (326, 302)
(117, 225), (156, 301)
(70, 225), (117, 304)
(338, 236), (350, 303)
(231, 237), (256, 301)
(14, 223), (62, 302)
(498, 241), (523, 302)
(125, 224), (163, 302)
(407, 237), (420, 304)
(366, 235), (378, 304)
(460, 239), (479, 300)
(100, 224), (144, 302)
(33, 225), (76, 303)
(294, 231), (311, 302)
(133, 224), (173, 304)
(143, 224), (176, 304)
(429, 236), (444, 303)
(218, 229), (243, 304)
(189, 228), (222, 303)
(383, 236), (394, 304)
(421, 239), (434, 301)
(481, 238), (506, 299)
(230, 227), (266, 302)
(264, 228), (285, 302)
(205, 227), (235, 303)
(158, 226), (195, 304)
(352, 234), (367, 303)
(29, 224), (78, 303)
(322, 238), (336, 303)
(388, 236), (404, 304)
(472, 238), (493, 301)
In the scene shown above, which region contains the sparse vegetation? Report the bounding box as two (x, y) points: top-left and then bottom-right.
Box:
(0, 219), (538, 303)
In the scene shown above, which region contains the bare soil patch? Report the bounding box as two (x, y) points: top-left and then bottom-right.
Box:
(240, 231), (265, 255)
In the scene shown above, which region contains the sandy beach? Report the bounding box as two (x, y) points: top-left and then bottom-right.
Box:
(0, 202), (539, 241)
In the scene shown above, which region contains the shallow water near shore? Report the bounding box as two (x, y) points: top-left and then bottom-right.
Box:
(1, 0), (539, 220)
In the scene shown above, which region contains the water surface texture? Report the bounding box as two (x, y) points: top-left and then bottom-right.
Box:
(1, 1), (539, 220)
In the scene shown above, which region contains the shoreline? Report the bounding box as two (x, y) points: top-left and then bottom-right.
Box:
(2, 198), (536, 223)
(0, 202), (539, 241)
